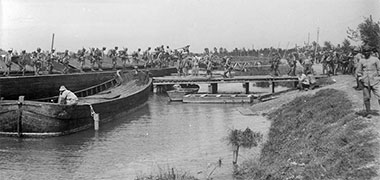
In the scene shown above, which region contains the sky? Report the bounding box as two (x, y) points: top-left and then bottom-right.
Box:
(0, 0), (379, 53)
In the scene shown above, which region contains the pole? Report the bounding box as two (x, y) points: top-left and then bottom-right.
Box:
(307, 32), (310, 47)
(51, 33), (55, 51)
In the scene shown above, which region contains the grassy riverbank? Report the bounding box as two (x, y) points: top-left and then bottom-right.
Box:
(235, 89), (378, 179)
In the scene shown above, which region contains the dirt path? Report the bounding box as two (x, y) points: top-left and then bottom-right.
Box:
(247, 65), (380, 179)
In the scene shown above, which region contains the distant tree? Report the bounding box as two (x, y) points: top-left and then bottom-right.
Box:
(323, 41), (333, 50)
(347, 15), (380, 50)
(227, 127), (262, 165)
(342, 39), (352, 53)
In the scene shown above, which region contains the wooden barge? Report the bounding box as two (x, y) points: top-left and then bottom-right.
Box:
(0, 67), (175, 100)
(0, 70), (152, 137)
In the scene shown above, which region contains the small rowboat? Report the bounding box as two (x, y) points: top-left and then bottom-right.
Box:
(167, 84), (200, 101)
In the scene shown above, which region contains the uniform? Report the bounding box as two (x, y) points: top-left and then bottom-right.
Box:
(3, 50), (13, 76)
(58, 86), (78, 105)
(356, 46), (380, 115)
(61, 51), (70, 74)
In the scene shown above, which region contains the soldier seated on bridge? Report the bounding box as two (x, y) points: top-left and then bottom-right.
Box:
(297, 70), (317, 91)
(58, 86), (78, 105)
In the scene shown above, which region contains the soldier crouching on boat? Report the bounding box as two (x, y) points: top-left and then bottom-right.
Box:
(58, 86), (78, 105)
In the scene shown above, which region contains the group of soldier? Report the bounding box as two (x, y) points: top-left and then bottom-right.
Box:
(1, 45), (194, 76)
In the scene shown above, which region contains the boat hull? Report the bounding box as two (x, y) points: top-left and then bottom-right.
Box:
(0, 67), (175, 100)
(0, 71), (152, 137)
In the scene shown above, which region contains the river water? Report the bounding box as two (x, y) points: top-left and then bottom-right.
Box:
(0, 84), (274, 180)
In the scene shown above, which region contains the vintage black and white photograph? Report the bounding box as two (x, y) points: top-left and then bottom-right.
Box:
(0, 0), (379, 179)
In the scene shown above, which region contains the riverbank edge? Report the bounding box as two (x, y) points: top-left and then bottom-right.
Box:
(236, 87), (379, 179)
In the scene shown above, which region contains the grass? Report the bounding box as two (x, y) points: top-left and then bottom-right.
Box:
(234, 89), (379, 180)
(135, 167), (199, 180)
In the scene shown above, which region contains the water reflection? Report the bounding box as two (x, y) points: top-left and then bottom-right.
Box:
(0, 94), (270, 180)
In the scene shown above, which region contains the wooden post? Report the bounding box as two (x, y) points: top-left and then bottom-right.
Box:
(51, 33), (55, 51)
(17, 96), (24, 137)
(244, 82), (249, 94)
(209, 83), (218, 94)
(271, 81), (275, 93)
(93, 113), (99, 131)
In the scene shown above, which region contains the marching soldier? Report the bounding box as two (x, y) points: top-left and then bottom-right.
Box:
(89, 48), (97, 72)
(223, 56), (233, 78)
(33, 48), (43, 75)
(270, 52), (281, 76)
(19, 50), (28, 76)
(132, 48), (141, 65)
(119, 48), (129, 69)
(3, 49), (14, 76)
(47, 48), (57, 74)
(77, 48), (86, 72)
(109, 46), (119, 70)
(61, 50), (70, 74)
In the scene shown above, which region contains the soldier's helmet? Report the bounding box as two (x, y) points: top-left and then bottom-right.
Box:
(37, 48), (41, 52)
(102, 47), (106, 50)
(22, 50), (26, 53)
(52, 48), (56, 52)
(8, 48), (13, 52)
(65, 50), (69, 53)
(115, 46), (118, 50)
(353, 47), (360, 52)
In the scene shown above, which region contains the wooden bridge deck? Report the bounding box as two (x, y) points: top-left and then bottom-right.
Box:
(153, 75), (327, 85)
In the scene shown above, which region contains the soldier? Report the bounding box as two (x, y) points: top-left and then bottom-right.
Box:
(89, 48), (96, 72)
(109, 46), (119, 70)
(95, 47), (106, 71)
(142, 47), (152, 68)
(96, 47), (105, 71)
(356, 45), (380, 117)
(270, 52), (281, 76)
(223, 56), (233, 78)
(58, 86), (78, 105)
(303, 53), (313, 74)
(352, 47), (364, 90)
(47, 48), (57, 74)
(18, 50), (28, 76)
(191, 57), (200, 76)
(33, 48), (43, 75)
(3, 49), (14, 76)
(77, 48), (86, 72)
(61, 50), (70, 74)
(287, 53), (297, 76)
(119, 48), (129, 70)
(132, 48), (141, 65)
(206, 58), (213, 79)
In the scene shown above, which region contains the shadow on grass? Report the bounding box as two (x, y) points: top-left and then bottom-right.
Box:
(234, 89), (379, 180)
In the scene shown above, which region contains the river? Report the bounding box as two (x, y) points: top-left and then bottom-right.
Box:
(0, 84), (274, 180)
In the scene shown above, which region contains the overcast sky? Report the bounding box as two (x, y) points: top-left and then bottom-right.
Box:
(0, 0), (379, 52)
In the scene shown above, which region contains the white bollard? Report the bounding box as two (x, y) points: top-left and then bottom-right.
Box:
(93, 113), (99, 131)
